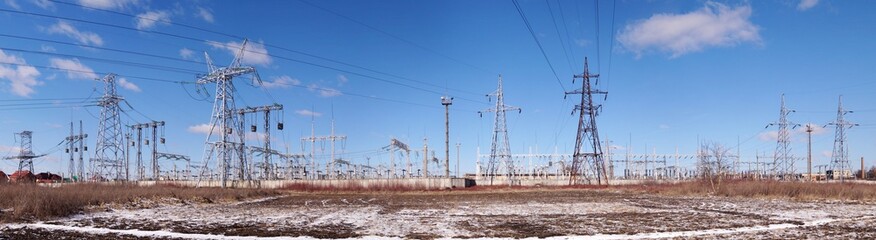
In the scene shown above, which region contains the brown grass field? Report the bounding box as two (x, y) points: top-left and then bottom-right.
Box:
(0, 183), (278, 222)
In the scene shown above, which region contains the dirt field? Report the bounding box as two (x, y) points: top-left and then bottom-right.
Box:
(2, 188), (875, 239)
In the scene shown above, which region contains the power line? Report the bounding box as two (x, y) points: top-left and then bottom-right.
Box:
(510, 0), (566, 92)
(0, 33), (206, 66)
(606, 0), (617, 91)
(545, 0), (575, 74)
(41, 1), (488, 98)
(0, 7), (488, 103)
(294, 0), (495, 75)
(0, 60), (194, 84)
(0, 47), (201, 75)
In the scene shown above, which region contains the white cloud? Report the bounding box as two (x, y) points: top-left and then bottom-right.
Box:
(306, 83), (342, 97)
(47, 21), (104, 46)
(0, 50), (42, 97)
(179, 48), (194, 59)
(32, 0), (54, 10)
(197, 7), (214, 23)
(336, 74), (348, 86)
(4, 0), (20, 10)
(798, 123), (826, 135)
(797, 0), (819, 11)
(574, 38), (589, 47)
(49, 58), (97, 80)
(135, 10), (171, 30)
(117, 77), (141, 92)
(821, 150), (832, 158)
(295, 109), (322, 117)
(78, 0), (138, 10)
(618, 2), (761, 58)
(40, 45), (56, 53)
(206, 40), (272, 66)
(261, 75), (300, 89)
(658, 124), (670, 129)
(187, 123), (215, 135)
(758, 131), (779, 141)
(0, 145), (23, 153)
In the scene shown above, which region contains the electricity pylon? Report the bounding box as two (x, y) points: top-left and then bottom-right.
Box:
(4, 131), (46, 173)
(66, 121), (87, 181)
(478, 74), (521, 186)
(827, 96), (858, 181)
(565, 57), (608, 185)
(91, 73), (126, 181)
(236, 103), (283, 180)
(196, 39), (262, 187)
(767, 94), (799, 179)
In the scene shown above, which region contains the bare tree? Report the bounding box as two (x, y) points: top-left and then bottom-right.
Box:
(697, 141), (732, 192)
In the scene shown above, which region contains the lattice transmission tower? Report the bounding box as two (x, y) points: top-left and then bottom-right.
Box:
(478, 74), (520, 185)
(196, 39), (262, 187)
(827, 96), (858, 181)
(767, 94), (799, 179)
(4, 131), (46, 173)
(91, 73), (126, 181)
(565, 57), (608, 185)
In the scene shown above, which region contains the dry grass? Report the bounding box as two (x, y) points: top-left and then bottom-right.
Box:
(0, 183), (278, 222)
(280, 181), (431, 192)
(631, 180), (876, 201)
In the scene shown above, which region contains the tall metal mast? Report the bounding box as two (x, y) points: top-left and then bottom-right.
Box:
(479, 74), (521, 185)
(827, 96), (858, 181)
(767, 94), (799, 179)
(442, 96), (453, 178)
(91, 73), (125, 181)
(196, 39), (261, 187)
(565, 57), (608, 185)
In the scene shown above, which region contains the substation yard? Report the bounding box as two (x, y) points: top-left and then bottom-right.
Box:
(2, 188), (876, 239)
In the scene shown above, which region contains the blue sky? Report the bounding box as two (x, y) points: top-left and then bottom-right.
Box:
(0, 0), (874, 177)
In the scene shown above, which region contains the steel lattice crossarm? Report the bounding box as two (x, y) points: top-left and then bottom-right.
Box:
(155, 152), (190, 162)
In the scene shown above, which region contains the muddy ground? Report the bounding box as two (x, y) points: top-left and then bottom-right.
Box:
(1, 189), (875, 239)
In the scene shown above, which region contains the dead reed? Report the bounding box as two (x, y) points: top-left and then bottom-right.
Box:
(0, 183), (277, 222)
(634, 180), (876, 200)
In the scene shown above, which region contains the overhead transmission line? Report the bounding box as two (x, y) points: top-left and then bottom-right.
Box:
(0, 33), (206, 66)
(510, 0), (566, 92)
(0, 59), (478, 113)
(0, 47), (201, 75)
(0, 60), (193, 84)
(293, 0), (495, 76)
(42, 1), (488, 98)
(0, 7), (487, 104)
(544, 0), (575, 74)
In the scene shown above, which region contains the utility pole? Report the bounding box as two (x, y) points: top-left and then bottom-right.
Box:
(861, 157), (865, 179)
(806, 124), (813, 181)
(422, 137), (429, 177)
(766, 94), (799, 180)
(196, 39), (260, 187)
(478, 74), (521, 186)
(826, 96), (858, 182)
(565, 57), (608, 185)
(456, 142), (461, 178)
(442, 96), (453, 178)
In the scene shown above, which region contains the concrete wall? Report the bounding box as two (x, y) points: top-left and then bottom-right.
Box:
(135, 178), (470, 189)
